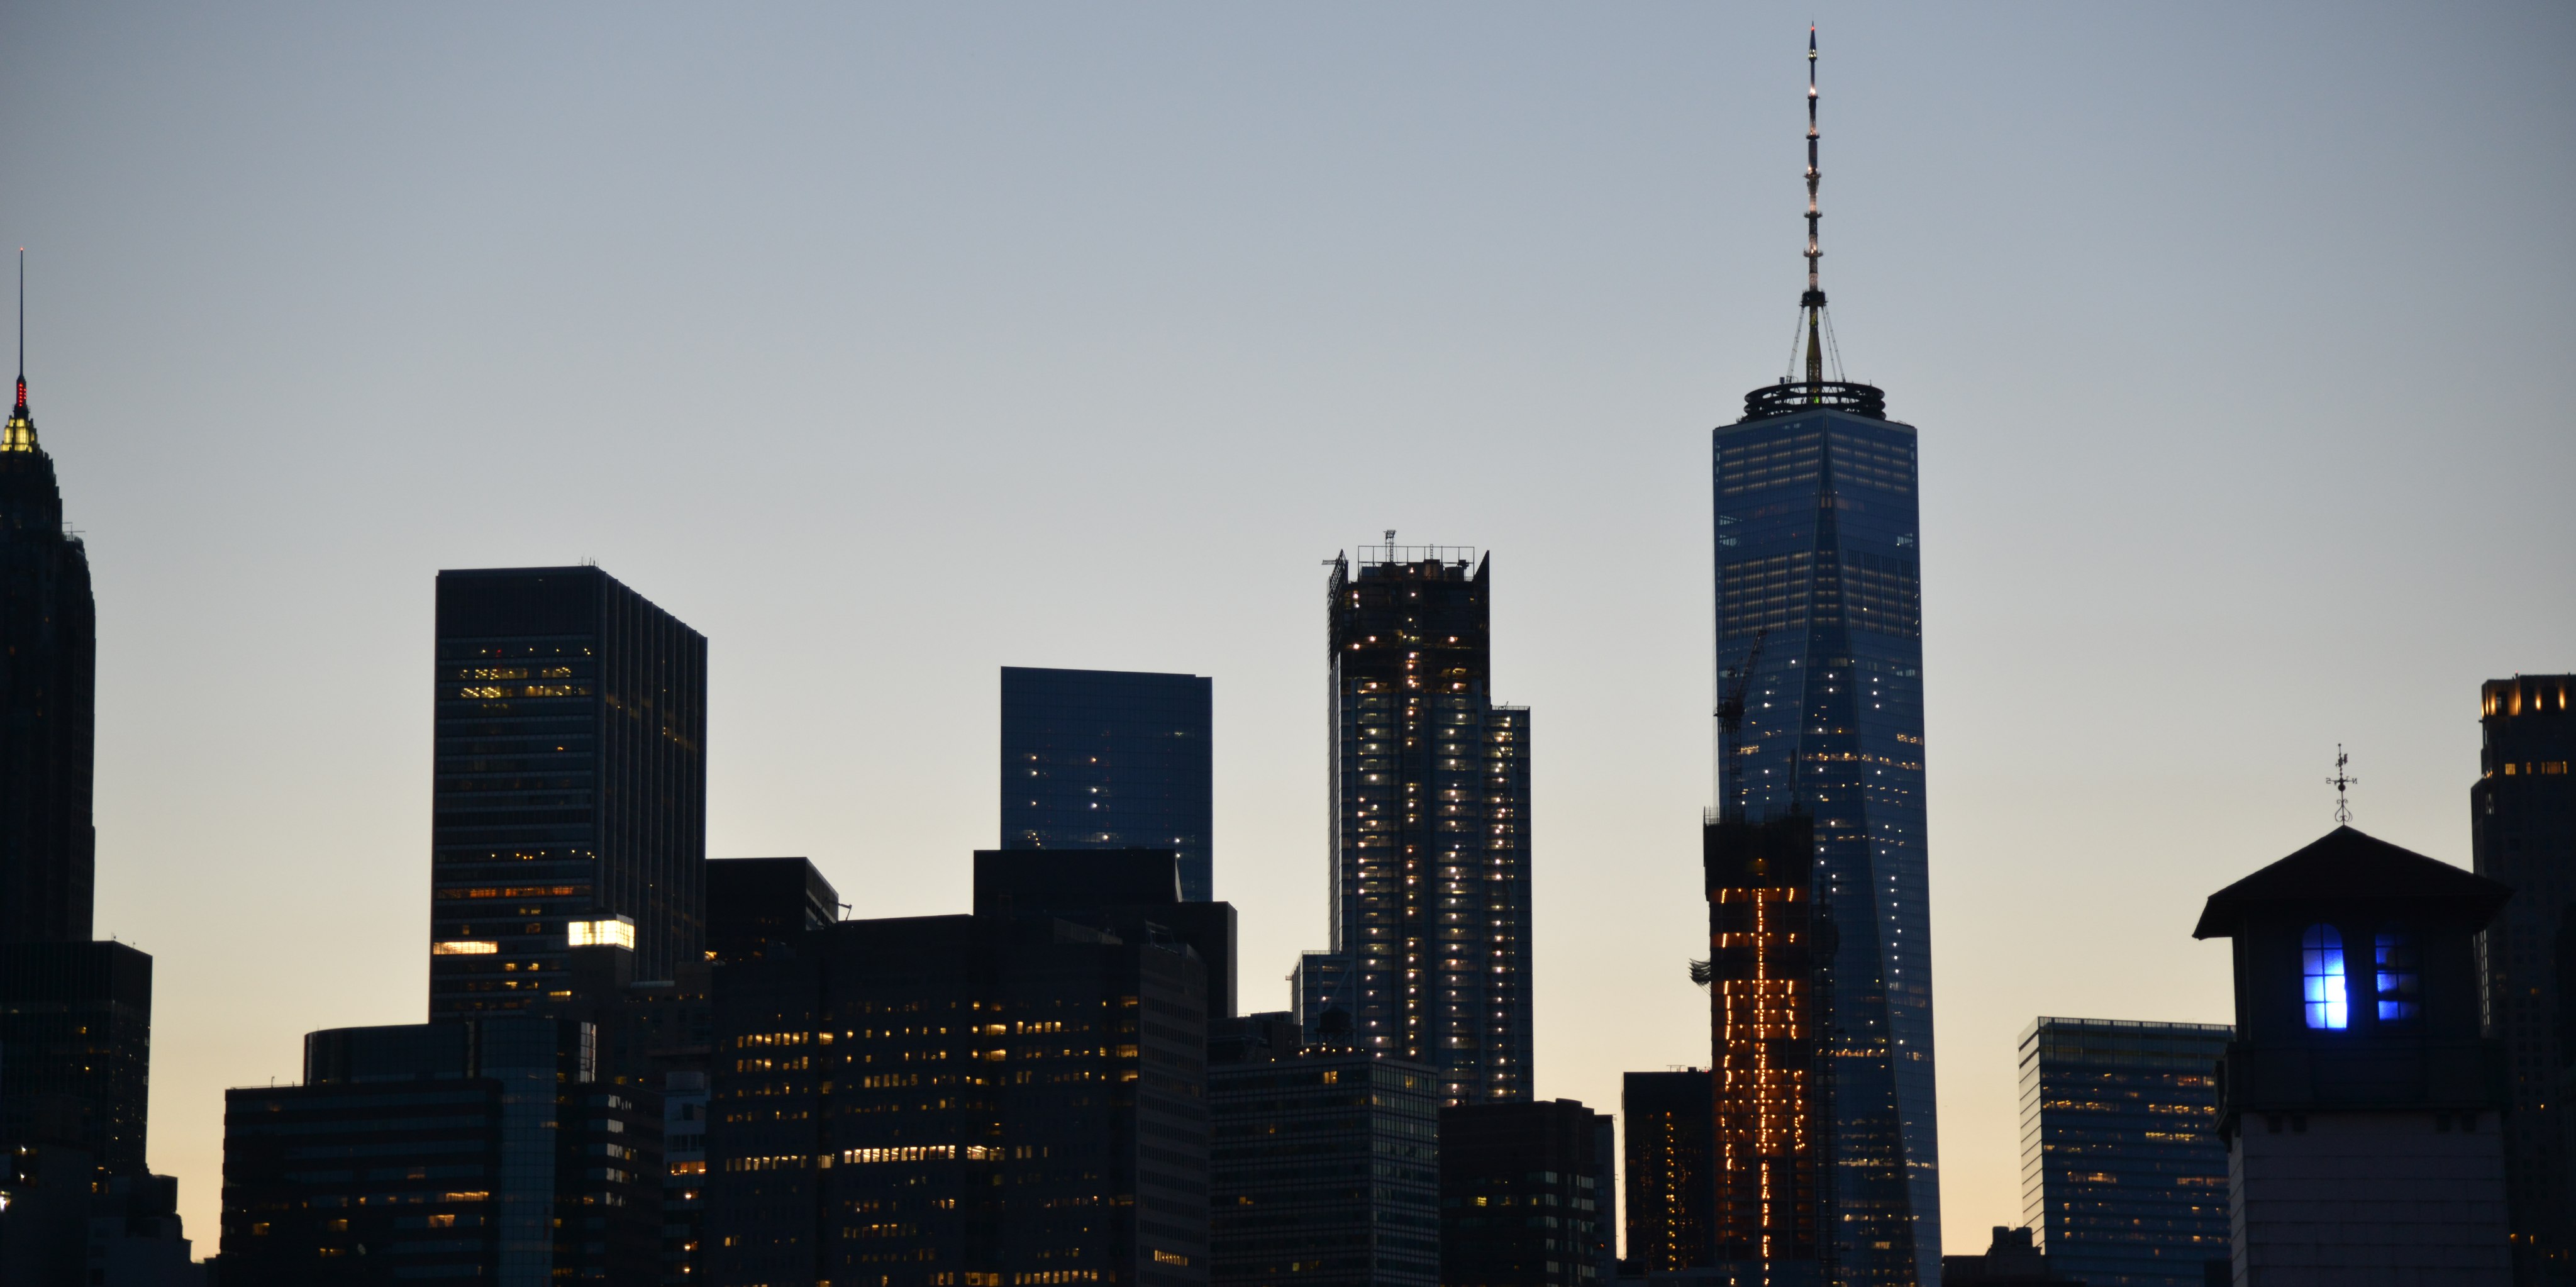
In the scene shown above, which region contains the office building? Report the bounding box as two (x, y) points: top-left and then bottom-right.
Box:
(1699, 813), (1828, 1283)
(2472, 674), (2576, 1282)
(663, 1069), (709, 1283)
(2195, 825), (2513, 1283)
(1208, 1045), (1438, 1287)
(0, 941), (151, 1182)
(0, 303), (203, 1286)
(977, 847), (1238, 1017)
(429, 565), (707, 1016)
(1708, 32), (1938, 1282)
(0, 343), (93, 943)
(1002, 666), (1216, 902)
(1314, 539), (1532, 1106)
(701, 854), (1213, 1287)
(2016, 1018), (2231, 1286)
(707, 855), (840, 964)
(219, 1015), (662, 1284)
(1621, 1070), (1714, 1274)
(1440, 1098), (1608, 1287)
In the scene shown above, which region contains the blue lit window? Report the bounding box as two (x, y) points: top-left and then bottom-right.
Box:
(2302, 924), (2348, 1030)
(2376, 929), (2421, 1024)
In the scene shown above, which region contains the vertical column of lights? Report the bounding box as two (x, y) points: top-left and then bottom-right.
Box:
(1494, 715), (1504, 1096)
(1711, 881), (1818, 1262)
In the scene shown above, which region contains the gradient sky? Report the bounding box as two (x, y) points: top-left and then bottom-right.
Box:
(4, 2), (2572, 1256)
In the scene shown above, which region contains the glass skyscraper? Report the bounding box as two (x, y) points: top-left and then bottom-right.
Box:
(428, 566), (708, 1015)
(999, 666), (1214, 902)
(1306, 544), (1531, 1106)
(1713, 383), (1936, 1284)
(2471, 674), (2576, 1281)
(1709, 34), (1939, 1279)
(2016, 1017), (2232, 1287)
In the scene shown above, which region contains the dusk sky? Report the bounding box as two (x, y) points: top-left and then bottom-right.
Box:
(3, 2), (2571, 1252)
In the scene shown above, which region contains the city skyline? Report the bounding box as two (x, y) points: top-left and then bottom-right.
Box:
(1, 3), (2568, 1257)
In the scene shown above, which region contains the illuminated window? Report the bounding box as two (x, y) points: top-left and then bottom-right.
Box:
(2302, 924), (2348, 1030)
(433, 940), (497, 956)
(569, 918), (636, 950)
(2375, 929), (2421, 1023)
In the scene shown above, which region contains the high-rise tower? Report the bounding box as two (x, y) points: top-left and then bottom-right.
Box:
(1307, 541), (1531, 1106)
(428, 566), (707, 1015)
(0, 257), (160, 1208)
(0, 256), (95, 944)
(2471, 675), (2576, 1282)
(1709, 31), (1940, 1283)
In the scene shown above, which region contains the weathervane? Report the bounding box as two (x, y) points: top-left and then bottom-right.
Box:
(2328, 744), (2358, 827)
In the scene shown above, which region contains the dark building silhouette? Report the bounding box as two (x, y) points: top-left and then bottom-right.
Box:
(0, 349), (92, 945)
(2017, 1017), (2230, 1287)
(0, 941), (150, 1182)
(2470, 674), (2576, 1283)
(1, 1158), (202, 1286)
(1001, 666), (1215, 902)
(0, 315), (201, 1286)
(976, 847), (1238, 1018)
(1301, 541), (1531, 1106)
(1440, 1098), (1608, 1287)
(2196, 825), (2514, 1283)
(1707, 32), (1938, 1285)
(1941, 1226), (2082, 1285)
(1207, 1040), (1438, 1287)
(706, 855), (838, 964)
(702, 852), (1212, 1287)
(219, 1015), (661, 1284)
(428, 566), (707, 1016)
(1698, 813), (1828, 1282)
(1621, 1070), (1714, 1274)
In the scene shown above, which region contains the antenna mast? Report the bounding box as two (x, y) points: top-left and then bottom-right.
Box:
(1802, 27), (1825, 389)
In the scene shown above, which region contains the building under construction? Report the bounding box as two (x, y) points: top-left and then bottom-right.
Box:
(1701, 811), (1832, 1286)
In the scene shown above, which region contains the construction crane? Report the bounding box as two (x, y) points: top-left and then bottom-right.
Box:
(1713, 627), (1771, 820)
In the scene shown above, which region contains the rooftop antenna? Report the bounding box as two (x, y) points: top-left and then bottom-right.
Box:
(5, 249), (34, 454)
(14, 247), (24, 410)
(2328, 744), (2358, 827)
(1782, 27), (1847, 394)
(1384, 528), (1396, 561)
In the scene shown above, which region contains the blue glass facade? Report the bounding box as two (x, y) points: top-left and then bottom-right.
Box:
(1711, 401), (1936, 1283)
(1000, 666), (1215, 902)
(2017, 1017), (2233, 1287)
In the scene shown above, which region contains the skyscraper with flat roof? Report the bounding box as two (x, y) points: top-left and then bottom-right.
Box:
(1002, 666), (1215, 901)
(1209, 1047), (1439, 1287)
(2017, 1017), (2232, 1286)
(1621, 1069), (1714, 1274)
(1708, 31), (1938, 1282)
(429, 566), (707, 1015)
(2471, 673), (2576, 1281)
(1318, 542), (1531, 1106)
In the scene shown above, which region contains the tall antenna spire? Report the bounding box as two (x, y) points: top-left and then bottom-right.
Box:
(14, 248), (25, 410)
(1802, 26), (1824, 388)
(1741, 26), (1884, 421)
(4, 249), (34, 454)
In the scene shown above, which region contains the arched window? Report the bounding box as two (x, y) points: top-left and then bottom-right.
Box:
(2376, 928), (2422, 1023)
(2302, 924), (2348, 1030)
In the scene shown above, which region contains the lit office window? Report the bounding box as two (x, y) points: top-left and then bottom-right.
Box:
(2302, 924), (2348, 1030)
(2375, 929), (2421, 1023)
(569, 918), (636, 950)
